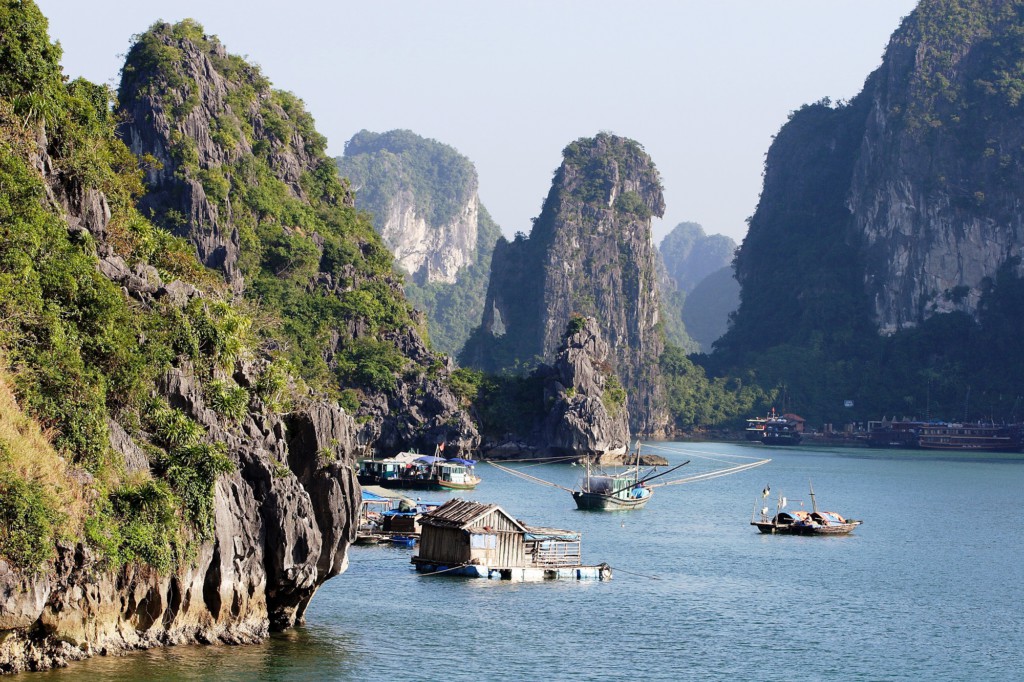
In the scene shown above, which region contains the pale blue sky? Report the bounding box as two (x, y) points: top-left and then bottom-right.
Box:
(37, 0), (919, 244)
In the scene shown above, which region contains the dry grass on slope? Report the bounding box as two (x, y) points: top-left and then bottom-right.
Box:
(0, 364), (89, 544)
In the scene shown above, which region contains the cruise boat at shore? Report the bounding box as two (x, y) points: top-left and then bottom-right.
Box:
(866, 418), (1022, 452)
(745, 409), (802, 445)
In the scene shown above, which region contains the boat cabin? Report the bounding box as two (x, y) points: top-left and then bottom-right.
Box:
(412, 499), (610, 580)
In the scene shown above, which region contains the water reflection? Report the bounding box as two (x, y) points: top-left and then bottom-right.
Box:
(35, 625), (361, 682)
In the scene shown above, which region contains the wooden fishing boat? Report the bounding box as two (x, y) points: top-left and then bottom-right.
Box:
(752, 482), (861, 535)
(489, 444), (771, 512)
(435, 457), (481, 490)
(570, 444), (656, 510)
(572, 474), (653, 510)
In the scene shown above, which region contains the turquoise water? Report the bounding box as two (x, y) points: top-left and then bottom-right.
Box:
(36, 443), (1024, 680)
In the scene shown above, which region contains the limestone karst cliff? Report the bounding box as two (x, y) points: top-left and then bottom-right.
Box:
(477, 316), (630, 459)
(539, 316), (630, 457)
(726, 0), (1024, 352)
(657, 222), (736, 353)
(461, 133), (669, 437)
(681, 265), (740, 352)
(117, 22), (478, 456)
(338, 130), (482, 285)
(0, 10), (474, 673)
(336, 130), (502, 356)
(659, 222), (736, 295)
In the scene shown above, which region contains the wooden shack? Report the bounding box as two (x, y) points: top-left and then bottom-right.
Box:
(412, 499), (611, 581)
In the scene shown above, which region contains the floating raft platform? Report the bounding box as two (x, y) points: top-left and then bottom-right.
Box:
(411, 499), (611, 581)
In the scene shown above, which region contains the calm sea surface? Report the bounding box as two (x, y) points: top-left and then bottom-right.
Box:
(35, 442), (1024, 681)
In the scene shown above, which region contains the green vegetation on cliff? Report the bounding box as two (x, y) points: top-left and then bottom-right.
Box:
(338, 129), (476, 229)
(402, 206), (501, 355)
(120, 22), (425, 400)
(0, 5), (236, 568)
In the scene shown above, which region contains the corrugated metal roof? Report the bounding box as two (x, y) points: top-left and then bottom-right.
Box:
(419, 499), (528, 532)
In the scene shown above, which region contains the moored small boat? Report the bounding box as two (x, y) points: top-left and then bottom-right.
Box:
(489, 443), (771, 512)
(572, 476), (652, 510)
(358, 452), (481, 491)
(390, 535), (418, 547)
(751, 482), (861, 535)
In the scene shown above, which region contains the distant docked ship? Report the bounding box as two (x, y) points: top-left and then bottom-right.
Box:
(866, 418), (1022, 452)
(745, 409), (802, 445)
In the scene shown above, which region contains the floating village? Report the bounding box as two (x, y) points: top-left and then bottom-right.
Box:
(351, 433), (877, 580)
(352, 407), (1024, 582)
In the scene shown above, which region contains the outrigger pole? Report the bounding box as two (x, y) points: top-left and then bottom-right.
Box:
(646, 458), (771, 488)
(634, 460), (690, 486)
(486, 461), (577, 493)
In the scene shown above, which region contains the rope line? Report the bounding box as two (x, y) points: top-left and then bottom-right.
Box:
(416, 563), (472, 577)
(608, 565), (662, 580)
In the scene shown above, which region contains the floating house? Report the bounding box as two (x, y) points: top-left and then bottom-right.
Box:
(411, 499), (611, 581)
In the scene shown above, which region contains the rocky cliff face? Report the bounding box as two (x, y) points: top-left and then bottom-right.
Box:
(378, 188), (478, 284)
(1, 14), (475, 673)
(731, 0), (1024, 343)
(462, 133), (669, 436)
(659, 222), (736, 295)
(539, 317), (630, 456)
(1, 114), (360, 670)
(681, 265), (740, 352)
(336, 130), (503, 356)
(117, 24), (478, 456)
(338, 130), (481, 286)
(850, 1), (1024, 332)
(481, 316), (630, 459)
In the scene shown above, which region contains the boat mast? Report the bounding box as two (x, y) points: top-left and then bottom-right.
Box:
(584, 452), (591, 493)
(809, 480), (818, 514)
(634, 441), (641, 484)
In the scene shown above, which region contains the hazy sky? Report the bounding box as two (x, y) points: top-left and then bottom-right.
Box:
(37, 0), (919, 245)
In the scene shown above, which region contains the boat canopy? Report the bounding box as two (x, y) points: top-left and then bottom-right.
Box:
(415, 455), (446, 464)
(585, 476), (616, 493)
(447, 457), (476, 466)
(391, 452), (423, 464)
(361, 485), (415, 504)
